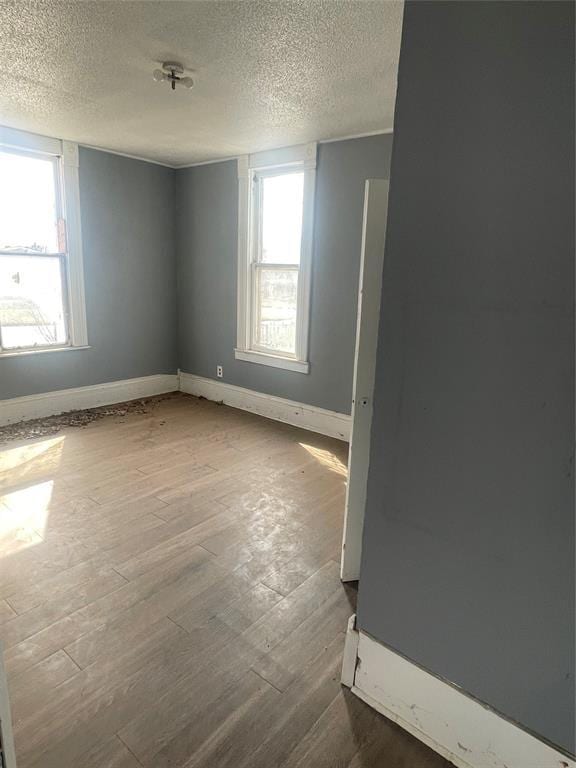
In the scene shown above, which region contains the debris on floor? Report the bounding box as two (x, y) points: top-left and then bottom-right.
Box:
(0, 393), (180, 445)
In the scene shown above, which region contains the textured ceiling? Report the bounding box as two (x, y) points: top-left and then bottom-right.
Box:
(0, 1), (403, 166)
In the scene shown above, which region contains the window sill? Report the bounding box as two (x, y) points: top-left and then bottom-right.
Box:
(0, 345), (91, 359)
(234, 348), (310, 374)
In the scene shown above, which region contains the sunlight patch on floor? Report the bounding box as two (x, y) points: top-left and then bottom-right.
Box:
(0, 435), (65, 474)
(299, 442), (348, 477)
(0, 436), (65, 556)
(0, 480), (55, 550)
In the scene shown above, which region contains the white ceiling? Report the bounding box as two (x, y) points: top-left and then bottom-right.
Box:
(0, 1), (403, 167)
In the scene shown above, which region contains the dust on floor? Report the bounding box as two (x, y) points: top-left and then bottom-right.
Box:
(0, 392), (180, 444)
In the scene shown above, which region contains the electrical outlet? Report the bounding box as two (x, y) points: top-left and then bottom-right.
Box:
(217, 365), (223, 378)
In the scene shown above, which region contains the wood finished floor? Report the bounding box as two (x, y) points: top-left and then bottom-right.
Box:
(0, 393), (450, 768)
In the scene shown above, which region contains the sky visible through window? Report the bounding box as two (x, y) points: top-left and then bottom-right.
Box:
(0, 150), (66, 349)
(261, 172), (304, 264)
(0, 150), (59, 254)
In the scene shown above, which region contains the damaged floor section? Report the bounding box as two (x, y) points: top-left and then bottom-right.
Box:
(0, 392), (180, 444)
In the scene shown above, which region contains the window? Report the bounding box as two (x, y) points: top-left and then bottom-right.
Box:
(0, 127), (87, 355)
(235, 143), (316, 373)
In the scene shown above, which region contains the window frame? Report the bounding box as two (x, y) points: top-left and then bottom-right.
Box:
(235, 142), (317, 374)
(0, 126), (88, 356)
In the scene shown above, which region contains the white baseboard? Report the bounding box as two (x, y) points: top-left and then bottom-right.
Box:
(342, 617), (574, 768)
(341, 614), (359, 687)
(0, 374), (179, 426)
(179, 372), (350, 441)
(0, 371), (350, 440)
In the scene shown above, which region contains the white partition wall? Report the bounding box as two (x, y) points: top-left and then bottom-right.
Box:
(340, 179), (390, 582)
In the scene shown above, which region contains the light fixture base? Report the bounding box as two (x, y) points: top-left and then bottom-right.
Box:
(152, 61), (193, 91)
(161, 61), (184, 75)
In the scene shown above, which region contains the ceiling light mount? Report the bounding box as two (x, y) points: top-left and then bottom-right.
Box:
(153, 61), (194, 91)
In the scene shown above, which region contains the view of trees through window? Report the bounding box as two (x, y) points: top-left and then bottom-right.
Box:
(255, 269), (298, 353)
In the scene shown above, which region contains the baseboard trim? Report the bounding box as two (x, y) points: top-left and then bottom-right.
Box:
(0, 374), (179, 426)
(342, 618), (574, 768)
(179, 372), (350, 441)
(0, 371), (350, 440)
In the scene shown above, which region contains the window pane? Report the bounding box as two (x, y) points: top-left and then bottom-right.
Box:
(0, 256), (67, 349)
(0, 151), (59, 254)
(255, 268), (297, 354)
(261, 172), (304, 265)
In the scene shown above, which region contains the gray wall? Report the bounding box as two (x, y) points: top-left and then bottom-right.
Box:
(357, 0), (574, 755)
(176, 134), (393, 415)
(1, 135), (392, 412)
(0, 148), (178, 399)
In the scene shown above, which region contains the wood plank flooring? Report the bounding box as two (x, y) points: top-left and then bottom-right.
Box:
(0, 392), (450, 768)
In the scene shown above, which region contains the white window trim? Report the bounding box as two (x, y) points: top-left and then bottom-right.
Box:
(0, 126), (88, 355)
(235, 142), (316, 374)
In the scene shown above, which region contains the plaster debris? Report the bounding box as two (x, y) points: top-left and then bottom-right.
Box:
(0, 393), (179, 445)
